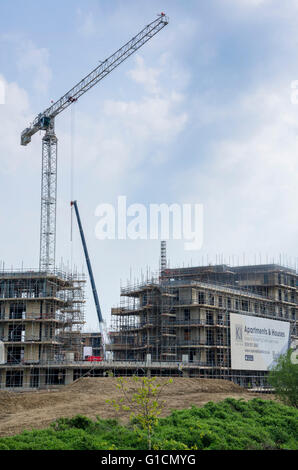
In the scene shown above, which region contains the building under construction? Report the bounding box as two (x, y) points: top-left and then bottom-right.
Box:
(0, 269), (85, 388)
(0, 262), (296, 389)
(108, 263), (297, 387)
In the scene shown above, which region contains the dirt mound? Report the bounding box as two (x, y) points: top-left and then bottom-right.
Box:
(67, 377), (244, 394)
(0, 377), (268, 437)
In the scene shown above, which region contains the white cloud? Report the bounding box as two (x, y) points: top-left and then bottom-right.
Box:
(76, 9), (96, 37)
(0, 76), (5, 104)
(0, 75), (39, 173)
(182, 84), (298, 259)
(0, 34), (52, 95)
(16, 39), (52, 94)
(127, 56), (161, 94)
(57, 56), (188, 189)
(103, 94), (187, 146)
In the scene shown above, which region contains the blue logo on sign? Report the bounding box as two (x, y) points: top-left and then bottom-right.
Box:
(245, 355), (254, 361)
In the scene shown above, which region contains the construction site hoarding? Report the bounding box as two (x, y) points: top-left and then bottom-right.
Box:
(230, 313), (290, 371)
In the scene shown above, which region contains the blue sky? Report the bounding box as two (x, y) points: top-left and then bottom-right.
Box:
(1, 0), (298, 329)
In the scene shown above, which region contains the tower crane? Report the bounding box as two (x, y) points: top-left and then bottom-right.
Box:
(21, 14), (169, 272)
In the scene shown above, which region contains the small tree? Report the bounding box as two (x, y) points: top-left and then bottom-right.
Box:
(106, 376), (172, 449)
(268, 349), (298, 408)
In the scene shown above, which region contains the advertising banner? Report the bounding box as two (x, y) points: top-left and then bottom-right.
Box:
(230, 313), (290, 370)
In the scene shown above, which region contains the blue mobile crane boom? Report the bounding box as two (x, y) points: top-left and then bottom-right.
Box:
(71, 200), (103, 330)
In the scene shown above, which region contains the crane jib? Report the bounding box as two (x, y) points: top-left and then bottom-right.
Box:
(21, 15), (168, 146)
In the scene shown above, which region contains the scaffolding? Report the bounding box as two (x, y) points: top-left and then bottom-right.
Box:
(108, 263), (298, 387)
(0, 268), (86, 389)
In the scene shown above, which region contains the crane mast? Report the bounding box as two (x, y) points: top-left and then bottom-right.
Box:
(21, 14), (168, 272)
(40, 121), (57, 271)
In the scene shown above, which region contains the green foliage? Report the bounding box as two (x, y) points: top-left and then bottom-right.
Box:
(0, 398), (297, 450)
(153, 398), (298, 450)
(106, 375), (173, 450)
(268, 349), (298, 408)
(51, 415), (94, 431)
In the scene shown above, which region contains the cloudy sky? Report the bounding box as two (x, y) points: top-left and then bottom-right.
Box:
(0, 0), (298, 329)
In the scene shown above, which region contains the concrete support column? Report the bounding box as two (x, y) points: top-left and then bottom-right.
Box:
(65, 368), (74, 385)
(39, 368), (47, 388)
(23, 369), (30, 389)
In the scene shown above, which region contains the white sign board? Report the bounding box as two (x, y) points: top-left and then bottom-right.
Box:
(230, 313), (290, 371)
(83, 346), (92, 358)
